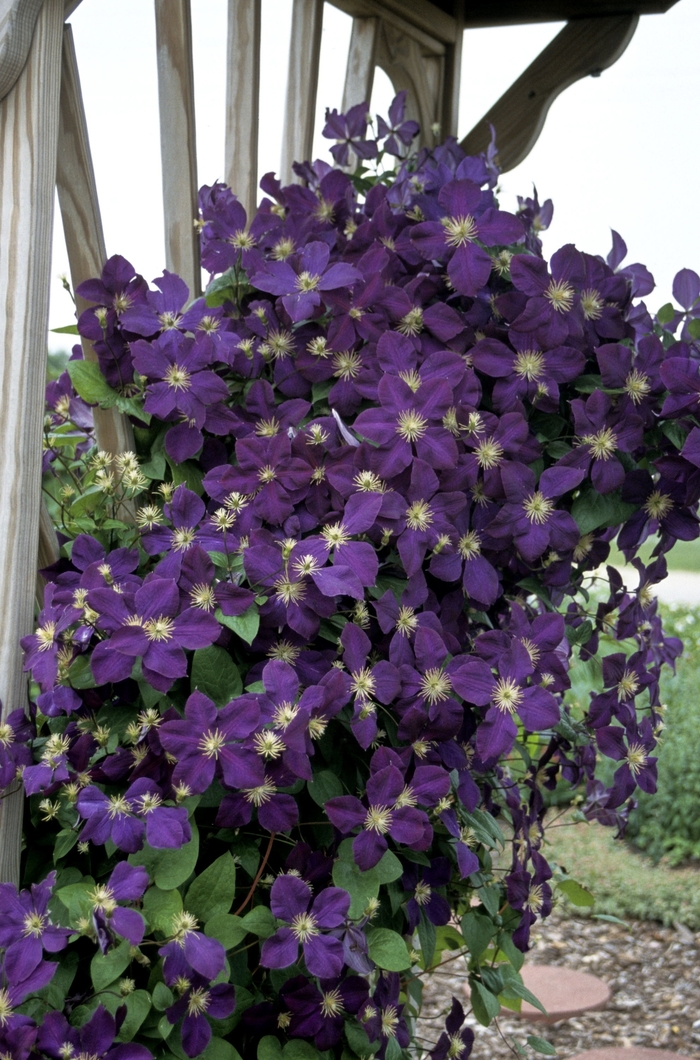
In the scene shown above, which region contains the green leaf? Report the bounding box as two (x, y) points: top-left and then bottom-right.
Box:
(469, 978), (501, 1026)
(592, 913), (629, 927)
(129, 824), (199, 889)
(67, 654), (96, 689)
(201, 1040), (243, 1060)
(345, 1020), (379, 1056)
(53, 828), (79, 862)
(67, 360), (119, 406)
(91, 938), (131, 992)
(307, 769), (343, 807)
(51, 323), (79, 335)
(461, 911), (496, 960)
(571, 488), (637, 535)
(332, 859), (380, 919)
(204, 913), (247, 950)
(500, 975), (546, 1015)
(241, 905), (276, 938)
(191, 646), (242, 707)
(186, 853), (236, 922)
(478, 883), (501, 917)
(656, 301), (675, 325)
(56, 879), (95, 923)
(152, 982), (174, 1011)
(283, 1043), (319, 1060)
(557, 879), (595, 907)
(113, 990), (152, 1041)
(166, 456), (203, 494)
(527, 1035), (557, 1056)
(688, 317), (700, 340)
(216, 605), (260, 645)
(373, 849), (403, 883)
(365, 927), (411, 971)
(258, 1036), (283, 1060)
(418, 912), (436, 967)
(143, 885), (183, 934)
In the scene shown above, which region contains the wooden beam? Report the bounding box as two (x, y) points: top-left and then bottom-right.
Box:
(154, 0), (200, 298)
(225, 0), (260, 220)
(461, 1), (678, 26)
(0, 0), (45, 103)
(57, 24), (135, 457)
(36, 500), (60, 608)
(460, 14), (638, 172)
(280, 0), (324, 183)
(330, 0), (454, 48)
(342, 16), (379, 112)
(0, 0), (63, 885)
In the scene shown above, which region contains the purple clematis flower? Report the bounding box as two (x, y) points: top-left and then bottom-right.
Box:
(486, 463), (583, 564)
(430, 998), (474, 1060)
(325, 763), (430, 869)
(261, 874), (350, 977)
(0, 708), (34, 788)
(361, 972), (411, 1055)
(252, 241), (360, 323)
(411, 179), (523, 297)
(280, 972), (369, 1049)
(402, 857), (452, 932)
(90, 861), (149, 952)
(159, 916), (226, 982)
(451, 639), (560, 764)
(158, 690), (261, 795)
(597, 718), (657, 808)
(0, 871), (70, 983)
(165, 972), (235, 1059)
(37, 1005), (153, 1060)
(132, 332), (229, 461)
(471, 335), (585, 413)
(376, 90), (419, 156)
(322, 102), (378, 166)
(20, 584), (76, 692)
(89, 576), (220, 693)
(563, 389), (644, 494)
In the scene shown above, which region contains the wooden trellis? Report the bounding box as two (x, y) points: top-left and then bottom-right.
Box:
(0, 0), (679, 882)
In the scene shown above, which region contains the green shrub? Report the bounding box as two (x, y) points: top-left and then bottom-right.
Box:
(627, 605), (700, 864)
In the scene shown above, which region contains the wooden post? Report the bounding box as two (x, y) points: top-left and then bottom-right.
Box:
(0, 0), (45, 102)
(154, 0), (200, 298)
(342, 17), (379, 112)
(225, 0), (260, 220)
(440, 2), (463, 139)
(280, 0), (324, 183)
(57, 24), (135, 456)
(0, 0), (63, 884)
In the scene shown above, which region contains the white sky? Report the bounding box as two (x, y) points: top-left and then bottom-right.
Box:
(49, 0), (700, 348)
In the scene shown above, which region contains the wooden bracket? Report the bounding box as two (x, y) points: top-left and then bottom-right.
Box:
(460, 14), (639, 172)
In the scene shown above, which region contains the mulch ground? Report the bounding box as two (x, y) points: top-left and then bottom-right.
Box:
(419, 912), (700, 1058)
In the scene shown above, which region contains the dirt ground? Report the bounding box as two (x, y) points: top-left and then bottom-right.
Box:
(419, 911), (700, 1058)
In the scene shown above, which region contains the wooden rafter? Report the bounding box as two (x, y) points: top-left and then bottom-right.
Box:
(460, 14), (639, 172)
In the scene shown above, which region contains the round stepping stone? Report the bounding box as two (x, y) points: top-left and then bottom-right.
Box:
(465, 965), (611, 1023)
(571, 1051), (692, 1060)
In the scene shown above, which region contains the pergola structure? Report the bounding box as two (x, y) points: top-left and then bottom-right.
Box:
(0, 0), (680, 880)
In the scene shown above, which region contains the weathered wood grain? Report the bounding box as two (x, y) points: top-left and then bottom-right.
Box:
(0, 0), (63, 884)
(225, 0), (260, 220)
(280, 0), (324, 184)
(0, 0), (45, 103)
(57, 23), (135, 456)
(154, 0), (200, 298)
(440, 1), (463, 138)
(342, 16), (378, 112)
(36, 499), (60, 607)
(330, 0), (447, 54)
(460, 15), (639, 171)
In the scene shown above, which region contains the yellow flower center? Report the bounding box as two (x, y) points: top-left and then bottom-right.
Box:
(321, 987), (345, 1018)
(253, 731), (286, 760)
(396, 606), (418, 637)
(458, 531), (481, 560)
(545, 279), (574, 312)
(405, 500), (433, 532)
(190, 583), (216, 611)
(243, 777), (277, 806)
(523, 491), (554, 525)
(493, 677), (524, 714)
(295, 270), (321, 292)
(171, 527), (196, 551)
(582, 427), (617, 460)
(580, 288), (603, 320)
(165, 364), (191, 391)
(414, 881), (432, 906)
(198, 728), (227, 759)
(625, 742), (648, 775)
(441, 214), (477, 247)
(332, 351), (362, 380)
(351, 667), (377, 702)
(643, 491), (673, 520)
(420, 668), (453, 704)
(397, 307), (424, 336)
(474, 436), (504, 470)
(364, 805), (393, 834)
(617, 669), (640, 701)
(514, 350), (545, 381)
(274, 578), (307, 605)
(144, 615), (175, 642)
(35, 621), (57, 651)
(396, 410), (428, 442)
(290, 911), (319, 942)
(624, 368), (651, 403)
(187, 987), (211, 1016)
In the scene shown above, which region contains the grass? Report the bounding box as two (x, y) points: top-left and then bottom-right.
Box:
(543, 813), (700, 929)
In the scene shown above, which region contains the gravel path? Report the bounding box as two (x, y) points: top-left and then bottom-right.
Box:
(419, 913), (700, 1058)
